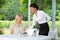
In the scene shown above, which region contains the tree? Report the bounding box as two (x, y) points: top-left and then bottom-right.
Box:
(0, 0), (20, 20)
(0, 0), (5, 8)
(0, 0), (60, 21)
(20, 0), (28, 21)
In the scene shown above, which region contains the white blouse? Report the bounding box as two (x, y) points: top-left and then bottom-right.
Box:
(31, 10), (51, 28)
(10, 23), (25, 35)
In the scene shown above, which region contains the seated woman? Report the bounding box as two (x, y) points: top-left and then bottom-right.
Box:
(10, 14), (26, 35)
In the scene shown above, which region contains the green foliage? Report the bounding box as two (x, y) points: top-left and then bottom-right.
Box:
(20, 0), (28, 21)
(0, 21), (10, 28)
(45, 10), (52, 17)
(34, 22), (40, 30)
(0, 0), (5, 8)
(0, 30), (3, 34)
(56, 13), (60, 20)
(43, 0), (52, 10)
(0, 0), (60, 21)
(0, 14), (6, 20)
(56, 21), (60, 37)
(0, 0), (20, 20)
(0, 20), (28, 28)
(0, 22), (3, 28)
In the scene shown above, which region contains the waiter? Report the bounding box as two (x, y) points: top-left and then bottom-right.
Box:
(30, 3), (51, 36)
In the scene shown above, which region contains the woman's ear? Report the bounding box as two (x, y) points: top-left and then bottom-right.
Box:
(35, 8), (37, 11)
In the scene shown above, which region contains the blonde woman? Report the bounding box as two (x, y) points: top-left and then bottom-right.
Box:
(10, 14), (26, 35)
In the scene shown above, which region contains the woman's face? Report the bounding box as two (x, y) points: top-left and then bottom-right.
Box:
(15, 15), (22, 22)
(30, 7), (36, 14)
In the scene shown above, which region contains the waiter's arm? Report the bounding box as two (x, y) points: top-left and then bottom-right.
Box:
(31, 16), (36, 28)
(43, 11), (51, 22)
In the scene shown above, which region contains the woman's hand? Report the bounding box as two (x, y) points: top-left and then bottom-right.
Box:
(23, 25), (27, 34)
(23, 31), (27, 34)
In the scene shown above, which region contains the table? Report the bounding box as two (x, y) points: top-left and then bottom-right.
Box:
(0, 35), (50, 40)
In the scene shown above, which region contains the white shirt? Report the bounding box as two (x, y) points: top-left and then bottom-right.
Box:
(10, 23), (25, 35)
(31, 10), (51, 28)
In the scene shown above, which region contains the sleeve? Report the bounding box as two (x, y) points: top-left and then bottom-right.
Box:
(42, 11), (51, 22)
(30, 16), (36, 29)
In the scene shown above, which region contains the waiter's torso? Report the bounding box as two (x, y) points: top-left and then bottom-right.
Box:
(33, 10), (48, 24)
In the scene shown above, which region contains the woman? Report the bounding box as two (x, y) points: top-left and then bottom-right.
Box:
(30, 3), (51, 36)
(10, 14), (26, 35)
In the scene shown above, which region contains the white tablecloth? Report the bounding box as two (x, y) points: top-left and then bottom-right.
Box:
(0, 35), (50, 40)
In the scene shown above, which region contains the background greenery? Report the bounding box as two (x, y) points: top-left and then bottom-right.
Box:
(0, 0), (60, 21)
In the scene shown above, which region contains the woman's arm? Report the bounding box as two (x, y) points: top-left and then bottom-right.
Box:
(22, 25), (27, 34)
(43, 11), (51, 22)
(31, 16), (36, 28)
(24, 26), (26, 31)
(10, 27), (14, 34)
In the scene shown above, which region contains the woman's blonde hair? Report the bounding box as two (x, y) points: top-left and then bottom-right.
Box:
(15, 14), (23, 21)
